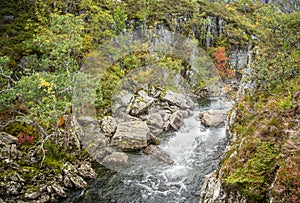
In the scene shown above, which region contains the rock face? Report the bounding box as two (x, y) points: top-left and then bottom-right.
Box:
(144, 145), (174, 164)
(111, 121), (150, 150)
(199, 170), (247, 203)
(199, 110), (227, 127)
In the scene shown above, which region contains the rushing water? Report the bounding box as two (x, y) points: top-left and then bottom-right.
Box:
(64, 98), (232, 203)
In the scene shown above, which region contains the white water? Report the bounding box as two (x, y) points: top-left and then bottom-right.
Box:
(63, 98), (232, 203)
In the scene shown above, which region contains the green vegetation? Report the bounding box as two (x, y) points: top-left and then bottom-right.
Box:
(0, 0), (299, 202)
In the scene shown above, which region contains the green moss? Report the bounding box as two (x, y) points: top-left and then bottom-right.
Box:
(43, 157), (63, 168)
(224, 140), (279, 201)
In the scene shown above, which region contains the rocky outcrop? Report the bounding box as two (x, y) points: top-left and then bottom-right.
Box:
(199, 170), (247, 203)
(199, 110), (227, 127)
(111, 121), (150, 150)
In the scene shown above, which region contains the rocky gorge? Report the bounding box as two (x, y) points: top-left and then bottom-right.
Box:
(0, 0), (299, 202)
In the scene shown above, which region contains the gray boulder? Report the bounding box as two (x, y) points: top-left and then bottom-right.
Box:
(129, 90), (155, 116)
(144, 145), (174, 164)
(111, 121), (150, 150)
(169, 111), (184, 131)
(101, 152), (128, 167)
(93, 146), (115, 162)
(199, 110), (227, 127)
(146, 113), (164, 136)
(161, 90), (194, 109)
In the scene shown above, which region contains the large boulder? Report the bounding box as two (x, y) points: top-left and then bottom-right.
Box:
(111, 121), (150, 150)
(161, 90), (194, 109)
(143, 145), (174, 164)
(101, 152), (128, 167)
(129, 90), (155, 116)
(199, 110), (227, 127)
(146, 113), (164, 136)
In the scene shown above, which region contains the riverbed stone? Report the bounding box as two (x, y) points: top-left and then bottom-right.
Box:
(147, 133), (160, 145)
(146, 113), (164, 136)
(199, 110), (227, 127)
(111, 121), (150, 150)
(93, 146), (116, 162)
(161, 90), (194, 109)
(129, 90), (155, 116)
(143, 145), (174, 164)
(169, 111), (184, 131)
(101, 152), (128, 166)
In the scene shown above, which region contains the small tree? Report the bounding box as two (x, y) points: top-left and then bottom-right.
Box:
(212, 46), (234, 78)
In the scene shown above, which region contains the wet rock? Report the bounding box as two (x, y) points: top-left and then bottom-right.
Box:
(78, 162), (96, 179)
(93, 146), (116, 162)
(111, 121), (150, 150)
(51, 183), (66, 198)
(101, 152), (128, 167)
(0, 132), (18, 144)
(147, 133), (160, 145)
(161, 90), (194, 109)
(129, 90), (155, 116)
(70, 174), (87, 189)
(146, 113), (164, 136)
(144, 145), (174, 164)
(146, 113), (164, 129)
(199, 110), (227, 127)
(169, 111), (184, 131)
(163, 121), (171, 131)
(101, 116), (117, 136)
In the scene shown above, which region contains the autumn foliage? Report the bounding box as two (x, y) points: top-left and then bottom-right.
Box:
(213, 46), (234, 78)
(17, 133), (35, 145)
